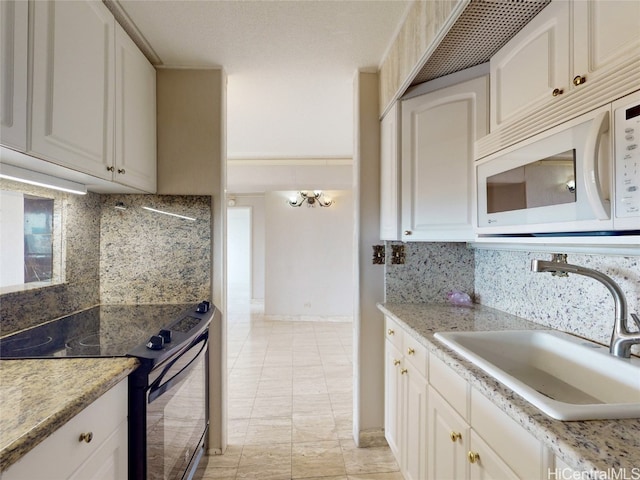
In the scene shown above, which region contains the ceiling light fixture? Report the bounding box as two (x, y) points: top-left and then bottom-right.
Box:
(0, 164), (87, 195)
(288, 191), (332, 208)
(142, 206), (196, 221)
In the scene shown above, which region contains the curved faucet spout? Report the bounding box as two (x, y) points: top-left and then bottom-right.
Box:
(531, 254), (639, 358)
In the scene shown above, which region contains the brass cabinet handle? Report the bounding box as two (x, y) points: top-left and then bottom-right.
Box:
(79, 432), (93, 443)
(407, 348), (415, 355)
(393, 359), (401, 366)
(573, 75), (586, 86)
(117, 168), (126, 174)
(450, 431), (462, 442)
(400, 368), (408, 375)
(552, 88), (564, 97)
(387, 329), (394, 336)
(468, 451), (480, 463)
(403, 230), (412, 235)
(106, 166), (115, 172)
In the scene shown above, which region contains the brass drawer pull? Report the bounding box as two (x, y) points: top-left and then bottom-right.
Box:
(407, 348), (415, 355)
(387, 329), (395, 336)
(393, 359), (401, 366)
(573, 75), (586, 86)
(450, 431), (462, 442)
(400, 368), (408, 375)
(468, 451), (480, 463)
(79, 432), (93, 443)
(552, 88), (564, 97)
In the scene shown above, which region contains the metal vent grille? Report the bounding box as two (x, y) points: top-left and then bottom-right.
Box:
(411, 0), (550, 86)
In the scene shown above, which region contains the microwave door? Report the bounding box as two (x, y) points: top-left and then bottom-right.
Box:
(476, 105), (612, 234)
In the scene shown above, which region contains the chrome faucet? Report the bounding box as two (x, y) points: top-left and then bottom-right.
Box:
(531, 254), (640, 358)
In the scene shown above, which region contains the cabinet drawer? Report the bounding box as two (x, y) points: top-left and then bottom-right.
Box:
(385, 316), (403, 350)
(429, 353), (469, 420)
(403, 335), (428, 378)
(471, 389), (550, 479)
(3, 379), (128, 479)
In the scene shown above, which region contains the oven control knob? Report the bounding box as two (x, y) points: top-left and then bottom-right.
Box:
(146, 335), (164, 350)
(159, 329), (172, 344)
(196, 301), (210, 313)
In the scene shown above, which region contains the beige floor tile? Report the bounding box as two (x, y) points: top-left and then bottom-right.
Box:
(239, 443), (292, 466)
(227, 418), (249, 444)
(291, 440), (347, 479)
(251, 395), (293, 418)
(347, 473), (404, 480)
(292, 414), (338, 442)
(198, 466), (237, 479)
(340, 439), (400, 475)
(203, 445), (243, 468)
(244, 417), (292, 445)
(292, 393), (334, 416)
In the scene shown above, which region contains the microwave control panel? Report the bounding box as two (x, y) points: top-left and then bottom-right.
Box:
(614, 91), (640, 223)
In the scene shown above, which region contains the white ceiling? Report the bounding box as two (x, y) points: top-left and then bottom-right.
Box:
(114, 0), (411, 159)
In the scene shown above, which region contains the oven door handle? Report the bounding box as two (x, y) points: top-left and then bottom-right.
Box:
(148, 332), (208, 403)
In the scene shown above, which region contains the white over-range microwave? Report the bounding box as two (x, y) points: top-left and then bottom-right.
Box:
(476, 89), (640, 235)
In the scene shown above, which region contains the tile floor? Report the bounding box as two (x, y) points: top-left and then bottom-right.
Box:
(197, 298), (402, 480)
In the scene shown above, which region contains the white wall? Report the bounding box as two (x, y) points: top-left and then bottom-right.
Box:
(226, 207), (251, 301)
(0, 190), (25, 287)
(264, 190), (354, 317)
(227, 72), (353, 158)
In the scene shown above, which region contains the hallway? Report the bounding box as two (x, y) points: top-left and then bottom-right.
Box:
(198, 299), (401, 480)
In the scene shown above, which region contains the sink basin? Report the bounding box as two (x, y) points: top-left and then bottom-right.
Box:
(434, 330), (640, 421)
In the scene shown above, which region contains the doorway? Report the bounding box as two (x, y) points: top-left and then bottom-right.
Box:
(226, 206), (252, 305)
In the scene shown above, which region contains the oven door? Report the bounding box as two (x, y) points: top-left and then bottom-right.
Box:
(146, 331), (209, 480)
(476, 105), (612, 234)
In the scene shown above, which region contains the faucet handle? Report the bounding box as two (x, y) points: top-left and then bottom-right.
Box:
(630, 313), (640, 332)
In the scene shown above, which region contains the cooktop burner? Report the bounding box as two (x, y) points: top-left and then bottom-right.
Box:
(0, 303), (198, 358)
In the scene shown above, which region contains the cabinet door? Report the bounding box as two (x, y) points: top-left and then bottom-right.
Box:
(384, 339), (403, 460)
(30, 0), (114, 179)
(428, 386), (470, 480)
(400, 76), (487, 241)
(115, 24), (157, 193)
(68, 420), (128, 480)
(403, 367), (427, 480)
(490, 1), (569, 131)
(572, 0), (640, 88)
(0, 0), (28, 150)
(468, 430), (519, 480)
(380, 102), (401, 240)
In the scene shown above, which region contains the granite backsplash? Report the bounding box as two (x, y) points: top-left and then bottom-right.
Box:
(385, 242), (640, 352)
(0, 185), (211, 336)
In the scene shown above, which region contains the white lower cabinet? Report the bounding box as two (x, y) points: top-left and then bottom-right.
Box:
(384, 317), (428, 480)
(384, 316), (554, 480)
(2, 379), (128, 480)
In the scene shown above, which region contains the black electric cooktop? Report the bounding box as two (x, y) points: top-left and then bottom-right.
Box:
(0, 303), (201, 359)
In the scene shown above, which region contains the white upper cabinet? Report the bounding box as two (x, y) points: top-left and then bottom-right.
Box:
(30, 0), (115, 179)
(0, 0), (28, 151)
(400, 76), (488, 242)
(572, 0), (640, 87)
(482, 0), (640, 158)
(115, 24), (157, 193)
(490, 1), (569, 132)
(380, 102), (401, 241)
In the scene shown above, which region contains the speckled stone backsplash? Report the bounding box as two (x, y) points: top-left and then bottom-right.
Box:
(385, 242), (475, 303)
(100, 195), (211, 304)
(474, 249), (640, 350)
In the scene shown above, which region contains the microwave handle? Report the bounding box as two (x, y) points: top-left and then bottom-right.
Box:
(582, 110), (610, 220)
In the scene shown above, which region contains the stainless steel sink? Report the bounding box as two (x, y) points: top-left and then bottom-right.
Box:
(434, 330), (640, 421)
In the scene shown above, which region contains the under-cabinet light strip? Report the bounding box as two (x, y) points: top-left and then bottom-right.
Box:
(142, 206), (196, 221)
(0, 164), (87, 195)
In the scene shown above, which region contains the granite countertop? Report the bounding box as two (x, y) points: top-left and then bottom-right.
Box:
(378, 302), (640, 474)
(0, 357), (139, 472)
